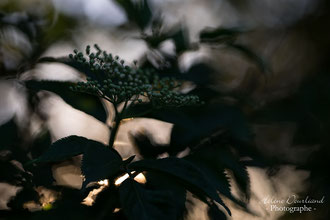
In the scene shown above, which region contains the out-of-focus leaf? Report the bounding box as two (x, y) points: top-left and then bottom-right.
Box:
(0, 11), (77, 75)
(81, 143), (123, 188)
(119, 178), (178, 220)
(184, 62), (215, 86)
(29, 130), (52, 158)
(25, 80), (107, 122)
(115, 0), (152, 30)
(199, 27), (268, 73)
(26, 131), (55, 187)
(0, 12), (40, 42)
(0, 160), (28, 185)
(227, 43), (269, 73)
(37, 57), (95, 79)
(142, 25), (190, 54)
(7, 187), (40, 211)
(170, 26), (189, 54)
(31, 187), (89, 220)
(129, 157), (231, 216)
(124, 102), (251, 148)
(170, 104), (251, 146)
(129, 132), (169, 159)
(0, 118), (19, 150)
(200, 27), (242, 44)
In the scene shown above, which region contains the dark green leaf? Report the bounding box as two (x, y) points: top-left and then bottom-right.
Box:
(169, 104), (251, 146)
(129, 157), (231, 216)
(81, 143), (123, 188)
(208, 203), (227, 220)
(214, 147), (251, 200)
(25, 80), (107, 122)
(119, 178), (178, 220)
(36, 135), (92, 163)
(186, 145), (251, 208)
(144, 172), (187, 219)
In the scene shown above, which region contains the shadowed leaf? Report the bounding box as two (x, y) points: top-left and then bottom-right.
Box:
(129, 157), (231, 216)
(25, 80), (107, 122)
(81, 143), (123, 188)
(0, 118), (19, 150)
(35, 136), (93, 163)
(119, 178), (178, 220)
(208, 203), (227, 220)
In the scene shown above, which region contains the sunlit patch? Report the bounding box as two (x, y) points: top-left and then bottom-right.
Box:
(35, 186), (58, 211)
(42, 203), (53, 211)
(81, 179), (110, 206)
(134, 173), (147, 184)
(115, 173), (130, 186)
(98, 179), (109, 186)
(114, 172), (146, 186)
(23, 201), (41, 211)
(82, 185), (106, 206)
(121, 117), (134, 122)
(82, 174), (147, 206)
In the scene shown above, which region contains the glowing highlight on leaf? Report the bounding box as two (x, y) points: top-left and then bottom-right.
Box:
(115, 172), (146, 186)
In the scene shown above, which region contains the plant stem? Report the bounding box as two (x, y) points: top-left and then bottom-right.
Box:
(108, 100), (129, 148)
(108, 116), (120, 149)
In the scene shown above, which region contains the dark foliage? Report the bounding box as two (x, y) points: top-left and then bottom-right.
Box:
(3, 0), (330, 219)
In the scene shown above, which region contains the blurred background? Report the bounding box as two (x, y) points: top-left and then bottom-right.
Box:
(1, 0), (330, 219)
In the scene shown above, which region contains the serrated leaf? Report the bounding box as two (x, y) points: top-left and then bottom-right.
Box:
(129, 157), (231, 216)
(144, 172), (187, 219)
(81, 143), (123, 188)
(208, 203), (227, 220)
(119, 178), (178, 220)
(36, 136), (92, 163)
(25, 80), (107, 122)
(215, 147), (251, 200)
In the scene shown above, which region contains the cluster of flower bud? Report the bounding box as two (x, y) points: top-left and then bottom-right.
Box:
(69, 44), (201, 107)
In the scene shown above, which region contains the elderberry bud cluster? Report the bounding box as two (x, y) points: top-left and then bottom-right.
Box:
(69, 44), (201, 107)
